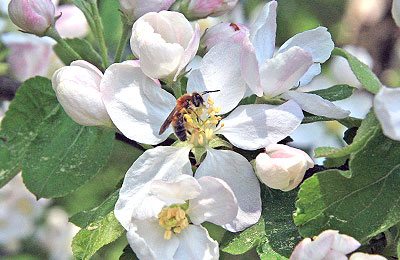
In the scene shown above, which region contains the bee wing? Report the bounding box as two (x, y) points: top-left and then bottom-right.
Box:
(159, 107), (179, 135)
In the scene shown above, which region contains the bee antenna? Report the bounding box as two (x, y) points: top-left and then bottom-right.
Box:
(201, 90), (220, 95)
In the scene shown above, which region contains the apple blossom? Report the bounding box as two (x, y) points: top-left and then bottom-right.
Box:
(51, 60), (112, 127)
(206, 1), (349, 119)
(255, 144), (314, 191)
(290, 230), (361, 260)
(115, 171), (238, 260)
(119, 0), (176, 22)
(349, 253), (387, 260)
(101, 57), (304, 231)
(184, 0), (239, 20)
(130, 11), (201, 81)
(374, 86), (400, 141)
(8, 0), (56, 36)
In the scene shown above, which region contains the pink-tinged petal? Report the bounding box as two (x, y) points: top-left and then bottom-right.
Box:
(203, 22), (249, 51)
(174, 23), (201, 81)
(374, 86), (400, 141)
(150, 175), (201, 205)
(350, 253), (388, 260)
(174, 225), (219, 260)
(323, 250), (349, 260)
(187, 176), (238, 226)
(218, 101), (304, 150)
(331, 233), (361, 254)
(100, 63), (176, 145)
(127, 220), (179, 260)
(55, 5), (88, 38)
(122, 60), (162, 87)
(260, 47), (313, 97)
(189, 41), (247, 114)
(120, 0), (176, 21)
(195, 149), (261, 232)
(256, 153), (291, 190)
(70, 60), (103, 79)
(290, 231), (335, 260)
(240, 35), (263, 96)
(114, 146), (192, 229)
(278, 27), (334, 63)
(282, 91), (351, 119)
(250, 0), (277, 65)
(393, 0), (400, 27)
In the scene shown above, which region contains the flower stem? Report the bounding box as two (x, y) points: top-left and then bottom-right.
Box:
(88, 0), (110, 68)
(46, 27), (82, 61)
(114, 22), (132, 63)
(172, 80), (182, 98)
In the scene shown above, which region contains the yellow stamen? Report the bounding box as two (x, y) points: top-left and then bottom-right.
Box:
(207, 97), (214, 105)
(198, 134), (204, 145)
(164, 230), (172, 240)
(205, 128), (213, 140)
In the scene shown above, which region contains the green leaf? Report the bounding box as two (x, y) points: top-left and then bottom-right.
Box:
(308, 84), (355, 101)
(332, 48), (382, 94)
(221, 189), (301, 258)
(70, 189), (119, 228)
(72, 211), (125, 260)
(295, 129), (400, 243)
(2, 255), (41, 260)
(208, 136), (232, 150)
(323, 156), (349, 168)
(260, 189), (302, 258)
(53, 38), (103, 69)
(0, 77), (59, 188)
(22, 106), (114, 198)
(398, 239), (400, 259)
(302, 115), (362, 128)
(257, 241), (289, 260)
(353, 111), (379, 143)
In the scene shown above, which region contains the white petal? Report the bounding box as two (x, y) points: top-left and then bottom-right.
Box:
(278, 26), (334, 63)
(218, 100), (304, 150)
(282, 91), (351, 119)
(174, 225), (219, 260)
(174, 23), (201, 81)
(127, 220), (179, 260)
(290, 231), (335, 260)
(114, 146), (192, 230)
(195, 149), (261, 232)
(298, 63), (321, 87)
(191, 41), (247, 114)
(350, 252), (388, 260)
(249, 0), (277, 65)
(255, 153), (291, 190)
(374, 86), (400, 141)
(70, 60), (103, 79)
(331, 233), (361, 254)
(100, 63), (176, 145)
(150, 175), (201, 205)
(260, 47), (313, 97)
(187, 176), (238, 226)
(240, 36), (263, 96)
(393, 0), (400, 27)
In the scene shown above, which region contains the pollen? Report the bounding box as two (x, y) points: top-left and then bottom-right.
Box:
(158, 205), (189, 240)
(184, 98), (223, 147)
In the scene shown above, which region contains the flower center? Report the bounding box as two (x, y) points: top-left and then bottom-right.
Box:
(158, 204), (189, 240)
(184, 97), (223, 146)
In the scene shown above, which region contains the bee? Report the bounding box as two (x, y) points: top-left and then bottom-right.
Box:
(159, 90), (220, 141)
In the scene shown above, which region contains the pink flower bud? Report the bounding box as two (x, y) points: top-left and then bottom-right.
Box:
(8, 0), (55, 36)
(290, 230), (361, 260)
(202, 22), (249, 51)
(255, 144), (314, 191)
(119, 0), (176, 22)
(55, 5), (88, 38)
(185, 0), (239, 20)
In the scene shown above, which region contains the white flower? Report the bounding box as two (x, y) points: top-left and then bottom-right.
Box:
(52, 60), (113, 127)
(119, 0), (176, 22)
(115, 172), (238, 260)
(374, 86), (400, 141)
(290, 230), (361, 260)
(350, 253), (387, 260)
(255, 144), (314, 191)
(214, 1), (349, 119)
(130, 11), (201, 81)
(101, 60), (304, 231)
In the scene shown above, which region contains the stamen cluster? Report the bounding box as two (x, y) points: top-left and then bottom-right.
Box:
(157, 205), (189, 240)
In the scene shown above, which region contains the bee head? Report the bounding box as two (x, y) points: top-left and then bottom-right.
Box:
(191, 92), (204, 107)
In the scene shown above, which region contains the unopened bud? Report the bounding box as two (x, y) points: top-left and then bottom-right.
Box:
(119, 0), (176, 23)
(8, 0), (56, 36)
(51, 60), (113, 127)
(255, 144), (314, 191)
(183, 0), (239, 20)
